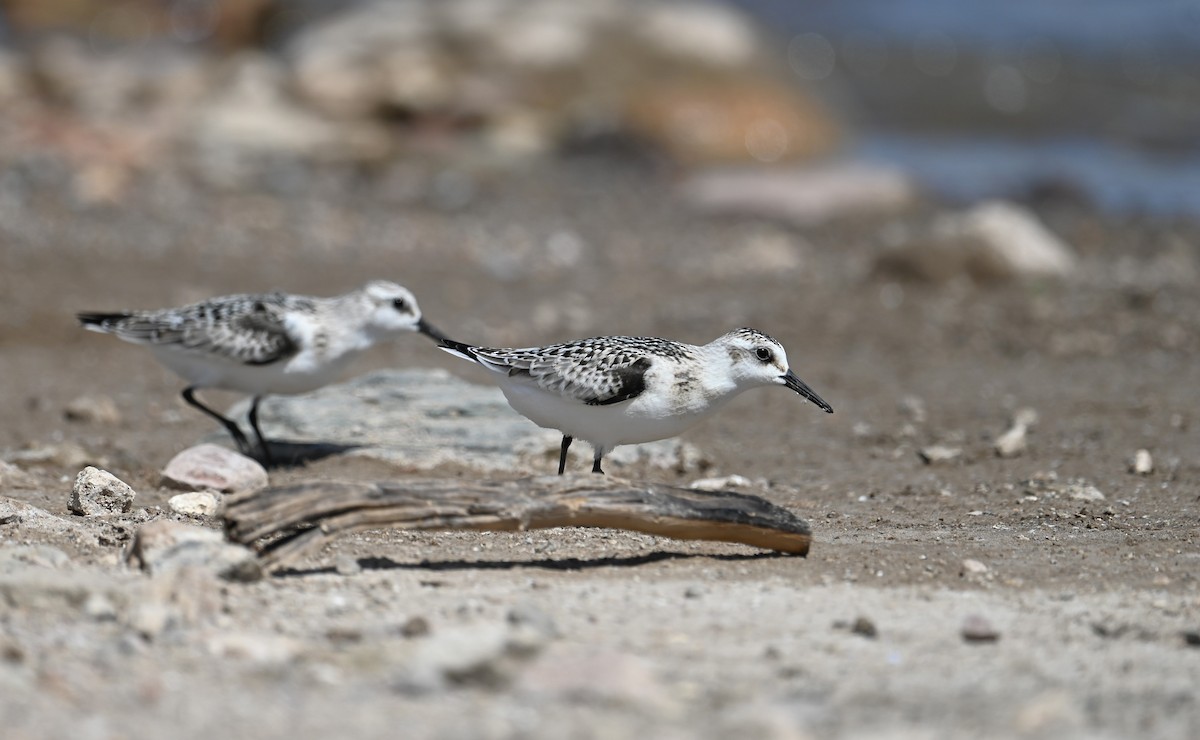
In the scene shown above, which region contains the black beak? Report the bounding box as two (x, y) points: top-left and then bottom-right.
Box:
(782, 369), (833, 413)
(417, 318), (451, 343)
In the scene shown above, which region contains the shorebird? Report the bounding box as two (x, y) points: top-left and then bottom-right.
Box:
(78, 280), (449, 466)
(438, 328), (833, 474)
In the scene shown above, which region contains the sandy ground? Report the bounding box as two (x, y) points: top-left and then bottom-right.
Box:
(1, 156), (1199, 739)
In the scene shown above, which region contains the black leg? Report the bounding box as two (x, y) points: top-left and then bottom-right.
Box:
(558, 435), (573, 475)
(182, 386), (250, 454)
(247, 396), (274, 468)
(591, 451), (604, 475)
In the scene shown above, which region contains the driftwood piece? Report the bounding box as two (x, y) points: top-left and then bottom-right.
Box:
(223, 475), (811, 569)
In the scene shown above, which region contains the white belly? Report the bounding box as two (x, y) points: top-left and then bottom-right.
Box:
(150, 345), (355, 395)
(499, 381), (729, 450)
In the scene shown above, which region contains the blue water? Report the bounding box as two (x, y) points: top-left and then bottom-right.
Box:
(856, 134), (1200, 216)
(728, 0), (1200, 216)
(729, 0), (1200, 53)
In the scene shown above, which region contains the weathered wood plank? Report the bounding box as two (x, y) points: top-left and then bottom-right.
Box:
(223, 475), (812, 569)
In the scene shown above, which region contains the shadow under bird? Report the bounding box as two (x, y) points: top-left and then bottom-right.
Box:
(438, 328), (833, 474)
(77, 280), (449, 466)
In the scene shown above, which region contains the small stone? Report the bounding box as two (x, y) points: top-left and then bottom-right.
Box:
(84, 592), (118, 621)
(64, 395), (122, 425)
(168, 491), (223, 518)
(507, 602), (560, 642)
(70, 466), (136, 515)
(961, 614), (1000, 643)
(1130, 449), (1154, 475)
(1065, 482), (1105, 502)
(1182, 631), (1200, 647)
(851, 616), (877, 638)
(995, 408), (1037, 458)
(898, 395), (927, 424)
(918, 445), (961, 465)
(161, 444), (268, 494)
(126, 520), (260, 581)
(399, 616), (431, 638)
(684, 586), (703, 599)
(334, 554), (362, 576)
(688, 474), (755, 491)
(961, 558), (989, 576)
(129, 602), (175, 640)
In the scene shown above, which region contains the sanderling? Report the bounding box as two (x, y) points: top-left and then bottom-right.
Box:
(78, 280), (449, 466)
(438, 328), (833, 474)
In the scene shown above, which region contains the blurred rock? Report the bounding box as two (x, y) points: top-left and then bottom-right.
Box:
(5, 442), (103, 469)
(0, 544), (71, 572)
(0, 461), (37, 490)
(207, 632), (304, 665)
(70, 466), (136, 516)
(391, 621), (548, 693)
(688, 474), (757, 491)
(286, 0), (839, 166)
(683, 229), (805, 278)
(995, 407), (1038, 458)
(681, 164), (912, 225)
(160, 444), (268, 494)
(961, 614), (1000, 643)
(189, 53), (390, 180)
(247, 369), (708, 475)
(1130, 449), (1154, 475)
(63, 394), (122, 425)
(627, 82), (839, 165)
(960, 559), (989, 576)
(0, 496), (96, 541)
(515, 645), (670, 710)
(918, 445), (962, 465)
(879, 201), (1076, 282)
(126, 519), (260, 581)
(1065, 482), (1105, 502)
(1, 0), (273, 48)
(168, 491), (224, 518)
(0, 570), (133, 614)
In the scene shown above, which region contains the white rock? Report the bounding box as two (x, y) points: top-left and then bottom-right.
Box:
(682, 164), (914, 226)
(126, 519), (260, 581)
(70, 466), (136, 515)
(168, 491), (224, 518)
(961, 558), (989, 575)
(882, 202), (1076, 282)
(689, 474), (756, 491)
(995, 408), (1038, 458)
(63, 395), (122, 425)
(637, 1), (757, 67)
(161, 444), (268, 494)
(918, 445), (962, 465)
(1065, 482), (1105, 502)
(1130, 449), (1154, 475)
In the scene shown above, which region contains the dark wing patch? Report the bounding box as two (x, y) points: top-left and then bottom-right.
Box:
(585, 357), (650, 406)
(465, 336), (683, 407)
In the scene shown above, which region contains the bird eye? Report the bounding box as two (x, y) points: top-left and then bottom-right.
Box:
(392, 298), (409, 312)
(755, 347), (773, 362)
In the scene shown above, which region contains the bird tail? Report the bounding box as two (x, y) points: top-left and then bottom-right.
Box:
(76, 312), (131, 334)
(436, 337), (479, 363)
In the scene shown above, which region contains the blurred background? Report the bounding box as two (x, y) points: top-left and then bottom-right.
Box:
(0, 0), (1197, 465)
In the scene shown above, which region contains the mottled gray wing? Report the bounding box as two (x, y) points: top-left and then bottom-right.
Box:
(473, 341), (652, 406)
(89, 295), (300, 365)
